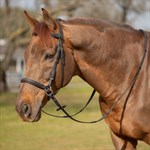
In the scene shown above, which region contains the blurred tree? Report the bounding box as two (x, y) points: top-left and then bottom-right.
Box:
(34, 0), (82, 18)
(71, 0), (117, 19)
(0, 0), (29, 92)
(4, 0), (10, 35)
(0, 0), (11, 92)
(42, 0), (51, 8)
(117, 0), (132, 23)
(115, 0), (149, 23)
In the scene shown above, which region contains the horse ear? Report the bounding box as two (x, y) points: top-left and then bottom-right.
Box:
(41, 8), (56, 30)
(24, 11), (39, 28)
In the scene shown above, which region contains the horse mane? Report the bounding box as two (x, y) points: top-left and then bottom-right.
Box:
(62, 18), (135, 32)
(32, 18), (135, 49)
(33, 18), (135, 41)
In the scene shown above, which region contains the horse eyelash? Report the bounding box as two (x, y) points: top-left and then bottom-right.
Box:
(44, 53), (54, 60)
(32, 32), (38, 36)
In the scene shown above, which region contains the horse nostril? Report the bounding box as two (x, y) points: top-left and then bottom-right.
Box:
(21, 103), (31, 118)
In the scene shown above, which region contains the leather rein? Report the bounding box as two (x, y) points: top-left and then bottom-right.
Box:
(21, 23), (148, 124)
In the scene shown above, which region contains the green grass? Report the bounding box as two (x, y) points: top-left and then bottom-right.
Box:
(0, 77), (149, 150)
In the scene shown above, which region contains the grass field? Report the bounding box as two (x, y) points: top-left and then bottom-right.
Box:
(0, 77), (149, 150)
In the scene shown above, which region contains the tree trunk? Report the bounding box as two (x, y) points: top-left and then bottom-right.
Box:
(0, 28), (28, 92)
(0, 0), (10, 92)
(116, 0), (132, 23)
(0, 67), (8, 93)
(0, 43), (16, 92)
(4, 0), (10, 36)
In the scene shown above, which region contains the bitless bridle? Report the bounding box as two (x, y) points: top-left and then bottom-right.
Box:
(21, 22), (148, 124)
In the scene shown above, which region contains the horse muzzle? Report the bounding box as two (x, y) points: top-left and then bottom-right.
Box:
(16, 99), (42, 122)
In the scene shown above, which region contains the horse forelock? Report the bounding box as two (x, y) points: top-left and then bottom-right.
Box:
(33, 22), (53, 47)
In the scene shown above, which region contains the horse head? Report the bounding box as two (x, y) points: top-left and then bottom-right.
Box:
(16, 8), (76, 122)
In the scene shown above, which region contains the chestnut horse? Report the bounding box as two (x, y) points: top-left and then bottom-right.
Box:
(16, 9), (150, 149)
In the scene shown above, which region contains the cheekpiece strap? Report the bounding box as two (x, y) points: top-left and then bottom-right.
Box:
(51, 33), (63, 40)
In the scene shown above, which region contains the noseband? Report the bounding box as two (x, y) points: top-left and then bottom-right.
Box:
(21, 23), (148, 124)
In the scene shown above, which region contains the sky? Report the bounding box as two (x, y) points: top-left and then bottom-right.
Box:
(132, 12), (150, 30)
(0, 0), (36, 9)
(0, 0), (149, 30)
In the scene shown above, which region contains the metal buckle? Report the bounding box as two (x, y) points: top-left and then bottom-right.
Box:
(44, 86), (53, 98)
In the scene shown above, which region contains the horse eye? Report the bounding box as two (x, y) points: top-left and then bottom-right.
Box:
(44, 53), (54, 61)
(32, 32), (38, 36)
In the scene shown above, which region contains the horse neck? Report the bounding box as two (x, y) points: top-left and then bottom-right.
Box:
(63, 23), (142, 100)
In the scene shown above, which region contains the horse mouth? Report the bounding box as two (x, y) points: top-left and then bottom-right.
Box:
(27, 105), (42, 122)
(32, 110), (41, 122)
